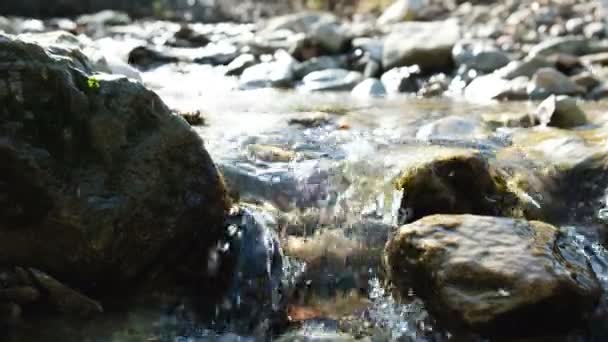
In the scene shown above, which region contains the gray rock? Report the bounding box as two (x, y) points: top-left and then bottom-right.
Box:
(380, 65), (422, 94)
(261, 12), (349, 56)
(193, 42), (239, 65)
(292, 55), (345, 80)
(528, 36), (592, 57)
(377, 0), (426, 25)
(76, 10), (131, 27)
(495, 56), (553, 80)
(351, 78), (387, 98)
(239, 50), (296, 89)
(0, 34), (229, 292)
(416, 116), (485, 141)
(535, 95), (588, 128)
(452, 40), (510, 73)
(527, 67), (584, 97)
(565, 18), (587, 35)
(127, 45), (179, 69)
(225, 54), (258, 76)
(351, 37), (383, 62)
(464, 74), (525, 101)
(572, 71), (601, 90)
(300, 68), (363, 92)
(385, 214), (602, 337)
(383, 19), (460, 71)
(584, 22), (606, 39)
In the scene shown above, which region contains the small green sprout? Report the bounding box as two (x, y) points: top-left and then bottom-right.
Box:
(87, 76), (100, 90)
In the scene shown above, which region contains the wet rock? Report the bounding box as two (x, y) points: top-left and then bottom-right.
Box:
(482, 112), (538, 129)
(293, 56), (346, 80)
(535, 95), (588, 128)
(261, 12), (349, 58)
(572, 71), (601, 91)
(300, 69), (363, 92)
(377, 0), (426, 25)
(380, 65), (422, 94)
(127, 46), (179, 69)
(453, 41), (511, 73)
(76, 10), (131, 28)
(225, 54), (258, 77)
(416, 116), (486, 141)
(193, 42), (239, 66)
(527, 68), (584, 98)
(166, 25), (210, 48)
(383, 19), (460, 71)
(217, 206), (288, 333)
(351, 78), (386, 98)
(288, 113), (332, 128)
(248, 144), (297, 163)
(28, 268), (103, 316)
(0, 35), (229, 293)
(239, 51), (296, 89)
(497, 127), (608, 222)
(384, 214), (602, 337)
(394, 147), (524, 223)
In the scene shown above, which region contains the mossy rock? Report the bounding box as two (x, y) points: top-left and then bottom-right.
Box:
(394, 147), (528, 223)
(0, 34), (230, 295)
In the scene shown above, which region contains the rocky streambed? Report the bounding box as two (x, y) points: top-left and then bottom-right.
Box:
(3, 0), (608, 341)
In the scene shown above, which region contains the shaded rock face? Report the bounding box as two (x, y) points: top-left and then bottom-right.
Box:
(394, 148), (524, 224)
(384, 214), (602, 338)
(0, 35), (229, 293)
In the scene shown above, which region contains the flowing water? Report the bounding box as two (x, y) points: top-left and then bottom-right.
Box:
(7, 26), (608, 342)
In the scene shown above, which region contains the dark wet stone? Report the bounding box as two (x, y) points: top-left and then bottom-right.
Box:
(28, 268), (103, 316)
(0, 34), (229, 295)
(385, 214), (602, 338)
(128, 46), (178, 69)
(394, 148), (526, 223)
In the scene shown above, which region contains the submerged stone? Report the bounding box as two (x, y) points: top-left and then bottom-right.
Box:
(385, 214), (602, 338)
(535, 95), (588, 128)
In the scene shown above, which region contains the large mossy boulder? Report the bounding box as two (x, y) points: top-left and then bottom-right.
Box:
(384, 214), (602, 338)
(0, 34), (230, 294)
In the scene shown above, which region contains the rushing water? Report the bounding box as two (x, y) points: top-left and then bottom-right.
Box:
(8, 35), (608, 341)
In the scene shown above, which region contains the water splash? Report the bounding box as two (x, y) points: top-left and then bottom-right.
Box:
(366, 278), (430, 341)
